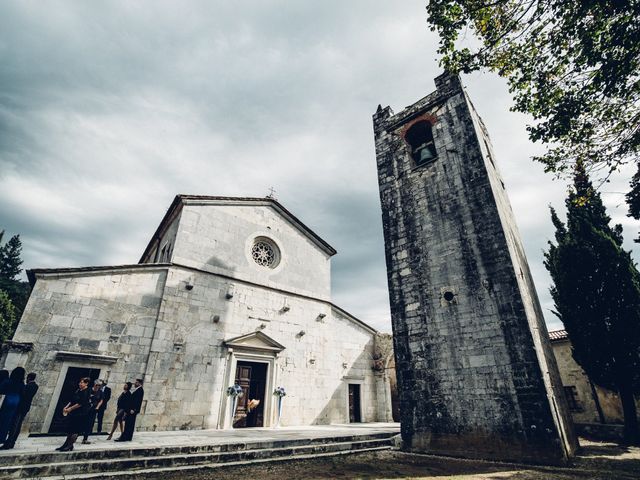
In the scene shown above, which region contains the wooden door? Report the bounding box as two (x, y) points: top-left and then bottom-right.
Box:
(348, 384), (362, 423)
(247, 363), (267, 427)
(233, 364), (252, 427)
(233, 361), (268, 428)
(49, 367), (101, 433)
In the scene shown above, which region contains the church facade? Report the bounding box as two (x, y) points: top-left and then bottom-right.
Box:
(2, 195), (393, 434)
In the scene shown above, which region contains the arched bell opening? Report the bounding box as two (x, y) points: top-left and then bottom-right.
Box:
(404, 120), (437, 166)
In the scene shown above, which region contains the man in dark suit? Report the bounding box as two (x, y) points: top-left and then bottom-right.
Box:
(116, 378), (144, 442)
(96, 380), (111, 433)
(2, 372), (39, 449)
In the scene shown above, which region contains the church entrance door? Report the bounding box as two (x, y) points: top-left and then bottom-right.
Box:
(348, 383), (362, 423)
(221, 331), (284, 429)
(49, 366), (101, 433)
(233, 361), (267, 428)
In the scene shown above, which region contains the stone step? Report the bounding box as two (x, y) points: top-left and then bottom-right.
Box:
(0, 431), (392, 467)
(0, 436), (394, 479)
(67, 446), (393, 480)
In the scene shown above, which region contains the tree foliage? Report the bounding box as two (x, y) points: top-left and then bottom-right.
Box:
(0, 232), (23, 280)
(0, 289), (17, 343)
(426, 0), (640, 177)
(545, 164), (640, 443)
(0, 230), (30, 339)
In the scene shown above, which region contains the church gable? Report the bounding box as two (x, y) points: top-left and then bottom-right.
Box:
(223, 331), (285, 353)
(141, 196), (335, 263)
(180, 196), (335, 255)
(163, 196), (334, 300)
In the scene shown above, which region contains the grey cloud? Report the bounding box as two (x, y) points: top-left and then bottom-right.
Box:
(1, 0), (638, 334)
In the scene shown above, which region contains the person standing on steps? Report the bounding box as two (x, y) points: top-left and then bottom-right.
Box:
(0, 367), (25, 445)
(2, 372), (38, 449)
(81, 382), (104, 444)
(116, 378), (143, 442)
(96, 379), (111, 434)
(56, 377), (91, 452)
(107, 382), (131, 441)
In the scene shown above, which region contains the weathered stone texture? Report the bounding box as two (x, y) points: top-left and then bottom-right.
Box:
(8, 268), (166, 433)
(5, 199), (388, 434)
(144, 200), (332, 300)
(373, 73), (577, 464)
(550, 332), (640, 425)
(141, 265), (378, 431)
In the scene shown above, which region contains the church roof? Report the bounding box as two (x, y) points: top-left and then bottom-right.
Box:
(548, 329), (569, 342)
(139, 195), (337, 262)
(27, 263), (170, 287)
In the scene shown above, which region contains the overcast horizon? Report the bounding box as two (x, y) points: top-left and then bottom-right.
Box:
(1, 0), (638, 333)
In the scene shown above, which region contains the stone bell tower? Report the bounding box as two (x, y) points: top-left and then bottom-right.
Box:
(373, 73), (578, 464)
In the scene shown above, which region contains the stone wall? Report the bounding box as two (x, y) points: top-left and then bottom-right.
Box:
(551, 336), (640, 425)
(373, 73), (577, 464)
(141, 208), (181, 264)
(373, 333), (397, 422)
(172, 203), (332, 300)
(142, 265), (378, 431)
(5, 266), (167, 433)
(5, 264), (383, 433)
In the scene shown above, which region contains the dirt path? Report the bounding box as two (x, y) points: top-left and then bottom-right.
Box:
(140, 439), (640, 480)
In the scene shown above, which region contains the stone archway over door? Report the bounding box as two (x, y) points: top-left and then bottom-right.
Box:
(219, 331), (285, 429)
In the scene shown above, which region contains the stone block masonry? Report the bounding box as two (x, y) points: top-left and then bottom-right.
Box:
(3, 196), (393, 435)
(373, 73), (578, 464)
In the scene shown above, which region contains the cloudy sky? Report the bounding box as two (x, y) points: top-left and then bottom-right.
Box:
(1, 1), (637, 333)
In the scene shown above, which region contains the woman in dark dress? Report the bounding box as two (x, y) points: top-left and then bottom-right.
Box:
(56, 377), (91, 452)
(0, 367), (25, 443)
(106, 382), (132, 440)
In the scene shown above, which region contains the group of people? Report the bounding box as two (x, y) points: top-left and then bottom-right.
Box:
(57, 377), (144, 452)
(0, 366), (145, 452)
(0, 367), (39, 450)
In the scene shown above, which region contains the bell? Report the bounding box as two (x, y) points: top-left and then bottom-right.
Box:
(418, 146), (435, 162)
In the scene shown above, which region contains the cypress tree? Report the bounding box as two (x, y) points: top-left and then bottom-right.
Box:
(0, 231), (30, 337)
(0, 232), (23, 280)
(545, 163), (640, 444)
(0, 289), (17, 343)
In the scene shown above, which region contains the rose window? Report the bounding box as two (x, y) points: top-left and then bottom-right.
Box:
(251, 238), (280, 268)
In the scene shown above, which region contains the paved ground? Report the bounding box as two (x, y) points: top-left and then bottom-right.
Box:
(4, 424), (640, 479)
(0, 422), (399, 455)
(141, 438), (640, 480)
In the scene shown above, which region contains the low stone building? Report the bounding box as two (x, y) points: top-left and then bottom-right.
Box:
(2, 195), (394, 434)
(550, 329), (640, 427)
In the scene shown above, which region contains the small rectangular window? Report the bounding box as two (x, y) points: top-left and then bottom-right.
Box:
(563, 386), (581, 411)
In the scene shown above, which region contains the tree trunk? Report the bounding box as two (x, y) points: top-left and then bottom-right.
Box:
(619, 383), (640, 445)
